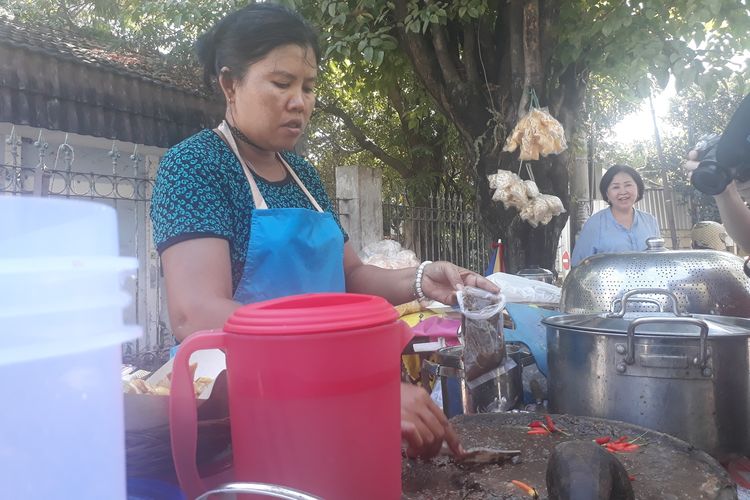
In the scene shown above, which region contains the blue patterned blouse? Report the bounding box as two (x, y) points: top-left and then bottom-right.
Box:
(150, 129), (347, 292)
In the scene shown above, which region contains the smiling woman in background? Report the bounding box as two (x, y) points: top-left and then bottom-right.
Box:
(571, 164), (661, 266)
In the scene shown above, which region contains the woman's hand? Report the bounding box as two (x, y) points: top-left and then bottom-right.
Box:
(400, 383), (463, 459)
(421, 261), (500, 305)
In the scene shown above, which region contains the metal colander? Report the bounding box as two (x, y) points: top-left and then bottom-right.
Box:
(561, 238), (750, 317)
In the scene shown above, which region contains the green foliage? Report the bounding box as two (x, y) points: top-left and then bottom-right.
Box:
(556, 0), (749, 97)
(6, 0), (748, 240)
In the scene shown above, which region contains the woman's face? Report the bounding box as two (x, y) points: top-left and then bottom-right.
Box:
(606, 171), (639, 211)
(223, 44), (317, 152)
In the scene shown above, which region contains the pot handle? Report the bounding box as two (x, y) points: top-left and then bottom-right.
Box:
(609, 288), (684, 317)
(625, 316), (709, 367)
(610, 297), (663, 314)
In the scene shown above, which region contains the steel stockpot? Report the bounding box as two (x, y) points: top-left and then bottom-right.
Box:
(425, 344), (523, 418)
(544, 288), (750, 459)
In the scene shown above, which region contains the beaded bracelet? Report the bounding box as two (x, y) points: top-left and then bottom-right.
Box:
(414, 260), (432, 301)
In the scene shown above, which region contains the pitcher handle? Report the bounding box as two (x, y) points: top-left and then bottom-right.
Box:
(169, 332), (227, 500)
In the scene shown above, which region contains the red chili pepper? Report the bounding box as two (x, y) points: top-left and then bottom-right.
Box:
(615, 435), (629, 444)
(595, 436), (611, 445)
(528, 420), (545, 428)
(527, 428), (550, 435)
(605, 441), (640, 453)
(605, 443), (624, 452)
(545, 415), (557, 432)
(620, 443), (640, 452)
(628, 475), (636, 481)
(511, 480), (539, 498)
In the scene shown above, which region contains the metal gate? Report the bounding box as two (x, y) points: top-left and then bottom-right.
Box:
(383, 193), (492, 274)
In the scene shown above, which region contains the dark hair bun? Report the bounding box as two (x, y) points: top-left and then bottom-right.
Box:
(195, 28), (218, 89)
(194, 4), (320, 93)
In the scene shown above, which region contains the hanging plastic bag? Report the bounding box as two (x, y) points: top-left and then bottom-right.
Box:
(487, 170), (530, 211)
(519, 193), (566, 227)
(456, 286), (506, 381)
(503, 89), (567, 161)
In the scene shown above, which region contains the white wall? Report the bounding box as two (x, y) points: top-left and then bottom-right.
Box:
(0, 122), (168, 355)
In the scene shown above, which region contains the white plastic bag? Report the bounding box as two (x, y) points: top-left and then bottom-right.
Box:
(486, 272), (561, 304)
(359, 240), (419, 269)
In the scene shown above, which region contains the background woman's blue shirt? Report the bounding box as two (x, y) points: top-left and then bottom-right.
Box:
(571, 207), (660, 266)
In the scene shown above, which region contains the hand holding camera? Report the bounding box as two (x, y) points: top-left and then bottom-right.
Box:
(686, 94), (750, 195)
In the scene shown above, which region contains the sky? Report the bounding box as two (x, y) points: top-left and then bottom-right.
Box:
(612, 79), (677, 144)
(612, 51), (749, 145)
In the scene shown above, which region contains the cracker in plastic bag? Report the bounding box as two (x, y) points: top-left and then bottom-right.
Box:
(457, 286), (506, 381)
(524, 180), (540, 198)
(487, 170), (530, 211)
(503, 107), (567, 161)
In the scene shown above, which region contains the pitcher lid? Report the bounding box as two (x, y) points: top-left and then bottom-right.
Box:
(224, 293), (399, 335)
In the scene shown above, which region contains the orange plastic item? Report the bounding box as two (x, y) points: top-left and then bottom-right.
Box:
(169, 293), (413, 500)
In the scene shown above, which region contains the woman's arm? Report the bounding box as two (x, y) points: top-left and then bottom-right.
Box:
(343, 243), (499, 305)
(715, 182), (750, 253)
(160, 238), (241, 342)
(343, 243), (417, 304)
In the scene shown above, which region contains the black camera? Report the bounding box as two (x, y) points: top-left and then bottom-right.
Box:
(690, 93), (750, 195)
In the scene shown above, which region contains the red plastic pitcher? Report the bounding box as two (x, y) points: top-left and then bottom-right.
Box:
(169, 293), (413, 499)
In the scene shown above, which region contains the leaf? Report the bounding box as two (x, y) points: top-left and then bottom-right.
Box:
(328, 2), (337, 17)
(653, 67), (670, 89)
(706, 0), (722, 16)
(363, 45), (374, 62)
(636, 77), (652, 98)
(381, 38), (398, 50)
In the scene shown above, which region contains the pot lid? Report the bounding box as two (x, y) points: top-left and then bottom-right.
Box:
(543, 312), (750, 337)
(224, 293), (398, 335)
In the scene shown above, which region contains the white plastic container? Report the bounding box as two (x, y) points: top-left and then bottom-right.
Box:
(0, 196), (139, 499)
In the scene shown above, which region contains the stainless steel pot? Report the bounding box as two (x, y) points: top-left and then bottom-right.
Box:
(544, 289), (750, 459)
(562, 237), (750, 317)
(427, 344), (523, 417)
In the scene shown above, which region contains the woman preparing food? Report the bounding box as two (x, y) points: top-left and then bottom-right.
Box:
(150, 3), (498, 459)
(572, 164), (661, 266)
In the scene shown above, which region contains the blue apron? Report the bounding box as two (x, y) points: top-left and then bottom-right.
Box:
(216, 121), (345, 304)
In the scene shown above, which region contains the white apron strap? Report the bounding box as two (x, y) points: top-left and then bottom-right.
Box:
(216, 121), (323, 212)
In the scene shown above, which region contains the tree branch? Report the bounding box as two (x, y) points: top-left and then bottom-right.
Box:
(539, 0), (559, 93)
(508, 0), (525, 116)
(317, 100), (411, 177)
(463, 22), (480, 83)
(518, 0), (542, 115)
(479, 0), (500, 79)
(429, 17), (461, 84)
(392, 0), (453, 117)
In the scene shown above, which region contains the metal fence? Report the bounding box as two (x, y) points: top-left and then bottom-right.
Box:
(381, 187), (691, 274)
(1, 147), (172, 370)
(382, 193), (492, 274)
(637, 188), (693, 231)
